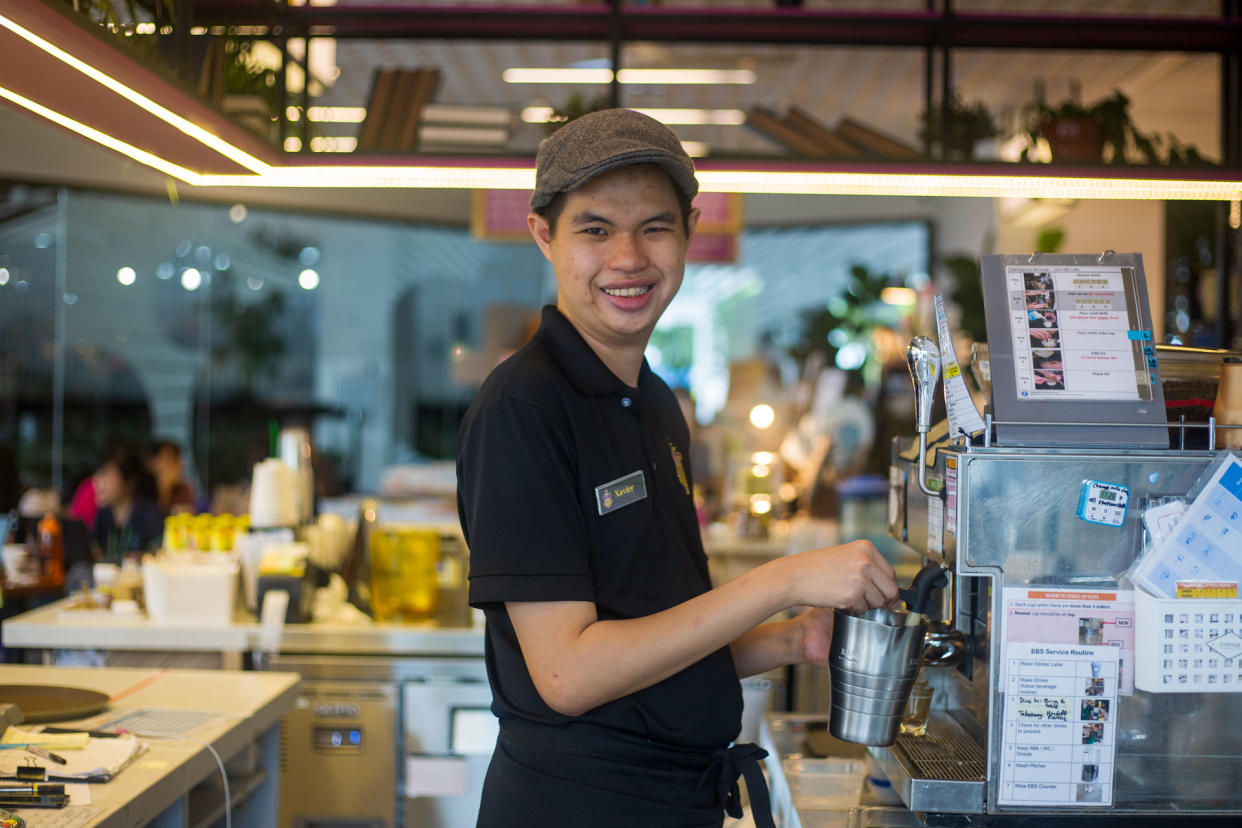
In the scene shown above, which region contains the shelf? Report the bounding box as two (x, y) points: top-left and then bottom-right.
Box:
(187, 768), (269, 828)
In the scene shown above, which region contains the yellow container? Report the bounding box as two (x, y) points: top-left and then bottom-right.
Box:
(369, 528), (440, 622)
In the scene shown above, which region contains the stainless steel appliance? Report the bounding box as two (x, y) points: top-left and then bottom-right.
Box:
(270, 654), (495, 828)
(877, 333), (1242, 820)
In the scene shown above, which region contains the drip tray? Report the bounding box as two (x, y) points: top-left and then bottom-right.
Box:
(871, 710), (987, 814)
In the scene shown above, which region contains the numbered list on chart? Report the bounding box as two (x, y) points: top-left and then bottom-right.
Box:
(1000, 643), (1120, 808)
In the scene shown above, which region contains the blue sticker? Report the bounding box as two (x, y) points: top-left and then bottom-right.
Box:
(1128, 330), (1152, 341)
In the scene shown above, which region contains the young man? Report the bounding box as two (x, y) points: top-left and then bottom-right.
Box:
(457, 109), (899, 827)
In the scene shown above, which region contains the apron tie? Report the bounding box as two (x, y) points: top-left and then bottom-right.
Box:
(700, 742), (776, 828)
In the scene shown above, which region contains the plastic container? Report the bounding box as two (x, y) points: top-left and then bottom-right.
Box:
(142, 557), (239, 626)
(782, 756), (864, 811)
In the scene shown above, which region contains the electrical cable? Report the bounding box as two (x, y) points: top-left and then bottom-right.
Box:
(139, 735), (232, 828)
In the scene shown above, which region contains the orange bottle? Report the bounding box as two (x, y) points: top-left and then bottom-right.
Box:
(37, 512), (64, 584)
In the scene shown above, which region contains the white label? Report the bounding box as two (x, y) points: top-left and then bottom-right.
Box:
(999, 642), (1119, 808)
(1002, 587), (1136, 695)
(934, 293), (986, 437)
(927, 495), (944, 556)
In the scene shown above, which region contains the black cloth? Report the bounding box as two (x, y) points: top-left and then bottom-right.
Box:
(458, 306), (770, 825)
(477, 717), (770, 828)
(93, 496), (162, 558)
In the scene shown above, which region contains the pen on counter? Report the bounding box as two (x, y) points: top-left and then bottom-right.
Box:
(39, 727), (120, 739)
(24, 745), (66, 765)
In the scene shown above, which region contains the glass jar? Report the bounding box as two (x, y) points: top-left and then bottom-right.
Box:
(369, 528), (440, 622)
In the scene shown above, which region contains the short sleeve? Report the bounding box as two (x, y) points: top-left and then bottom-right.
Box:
(459, 395), (595, 608)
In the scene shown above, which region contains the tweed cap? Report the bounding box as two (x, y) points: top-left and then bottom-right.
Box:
(530, 108), (698, 210)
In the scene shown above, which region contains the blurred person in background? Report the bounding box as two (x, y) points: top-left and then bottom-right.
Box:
(0, 444), (21, 518)
(147, 439), (196, 515)
(92, 441), (162, 560)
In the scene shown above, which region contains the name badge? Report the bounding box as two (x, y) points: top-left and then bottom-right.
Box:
(595, 470), (647, 516)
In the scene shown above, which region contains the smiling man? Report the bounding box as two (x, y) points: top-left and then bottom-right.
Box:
(457, 109), (898, 828)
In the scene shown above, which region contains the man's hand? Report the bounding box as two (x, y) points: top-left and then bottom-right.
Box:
(781, 539), (900, 612)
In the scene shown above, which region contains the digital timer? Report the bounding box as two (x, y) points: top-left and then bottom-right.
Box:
(1076, 480), (1129, 527)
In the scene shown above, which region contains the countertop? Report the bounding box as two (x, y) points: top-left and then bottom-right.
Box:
(0, 663), (299, 827)
(2, 599), (485, 657)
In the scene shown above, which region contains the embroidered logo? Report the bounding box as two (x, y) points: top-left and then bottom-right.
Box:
(669, 440), (690, 496)
(601, 488), (614, 510)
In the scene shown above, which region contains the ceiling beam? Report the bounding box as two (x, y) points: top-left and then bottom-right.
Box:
(189, 4), (1242, 52)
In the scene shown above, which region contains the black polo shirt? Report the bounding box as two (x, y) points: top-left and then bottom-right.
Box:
(458, 306), (742, 751)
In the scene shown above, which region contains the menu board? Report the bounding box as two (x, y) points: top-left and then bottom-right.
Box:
(980, 254), (1167, 448)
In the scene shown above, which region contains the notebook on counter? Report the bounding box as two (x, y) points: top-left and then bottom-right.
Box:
(0, 727), (142, 782)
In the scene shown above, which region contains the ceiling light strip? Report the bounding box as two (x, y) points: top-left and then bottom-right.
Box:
(503, 68), (757, 85)
(0, 84), (202, 183)
(197, 167), (538, 190)
(188, 166), (1242, 199)
(0, 12), (271, 174)
(696, 170), (1242, 201)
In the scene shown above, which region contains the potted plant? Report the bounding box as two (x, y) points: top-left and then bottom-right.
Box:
(919, 95), (998, 160)
(1021, 85), (1206, 166)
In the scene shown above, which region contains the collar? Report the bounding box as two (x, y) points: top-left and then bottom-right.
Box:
(535, 305), (656, 401)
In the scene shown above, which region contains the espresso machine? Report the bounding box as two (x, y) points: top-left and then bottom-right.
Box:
(876, 253), (1242, 823)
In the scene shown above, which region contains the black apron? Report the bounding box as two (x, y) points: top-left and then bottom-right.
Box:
(476, 717), (775, 828)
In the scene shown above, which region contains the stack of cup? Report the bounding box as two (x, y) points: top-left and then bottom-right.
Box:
(250, 459), (298, 529)
(828, 607), (927, 746)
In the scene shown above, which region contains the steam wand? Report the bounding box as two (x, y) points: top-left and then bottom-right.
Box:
(906, 336), (942, 498)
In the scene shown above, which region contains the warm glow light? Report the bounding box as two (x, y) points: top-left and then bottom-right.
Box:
(298, 268), (320, 290)
(0, 85), (202, 183)
(5, 52), (1240, 201)
(617, 69), (756, 85)
(309, 136), (358, 153)
(752, 464), (771, 478)
(306, 106), (367, 124)
(0, 12), (270, 174)
(695, 170), (1242, 201)
(197, 167), (537, 189)
(1232, 199), (1241, 230)
(881, 286), (918, 306)
(752, 451), (775, 465)
(504, 68), (756, 85)
(503, 68), (614, 84)
(749, 494), (773, 516)
(116, 266), (136, 286)
(680, 141), (708, 158)
(521, 106), (743, 126)
(778, 482), (798, 502)
(749, 404), (776, 430)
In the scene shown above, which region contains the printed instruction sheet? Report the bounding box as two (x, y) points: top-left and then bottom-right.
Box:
(1004, 264), (1151, 401)
(1003, 588), (1136, 694)
(999, 642), (1119, 808)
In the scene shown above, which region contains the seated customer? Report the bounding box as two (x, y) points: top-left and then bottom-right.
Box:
(92, 442), (163, 559)
(147, 439), (196, 515)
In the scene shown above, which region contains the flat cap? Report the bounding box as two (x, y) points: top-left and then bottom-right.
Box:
(531, 108), (698, 210)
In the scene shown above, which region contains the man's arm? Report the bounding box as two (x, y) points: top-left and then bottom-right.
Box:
(507, 540), (896, 717)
